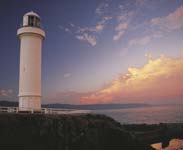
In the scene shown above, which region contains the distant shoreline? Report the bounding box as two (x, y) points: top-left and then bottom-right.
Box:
(0, 100), (164, 110)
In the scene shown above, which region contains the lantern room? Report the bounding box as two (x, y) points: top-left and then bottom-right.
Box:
(23, 11), (41, 27)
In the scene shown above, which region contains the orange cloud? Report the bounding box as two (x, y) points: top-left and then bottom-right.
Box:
(80, 55), (183, 104)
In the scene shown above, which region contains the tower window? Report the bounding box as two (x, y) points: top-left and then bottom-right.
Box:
(28, 15), (40, 27)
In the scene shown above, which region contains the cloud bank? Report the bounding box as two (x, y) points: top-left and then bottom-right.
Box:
(80, 55), (183, 104)
(51, 56), (183, 104)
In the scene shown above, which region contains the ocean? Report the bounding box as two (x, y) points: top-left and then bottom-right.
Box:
(93, 104), (183, 149)
(93, 104), (183, 124)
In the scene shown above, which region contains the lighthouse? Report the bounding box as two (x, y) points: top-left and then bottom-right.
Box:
(17, 11), (45, 111)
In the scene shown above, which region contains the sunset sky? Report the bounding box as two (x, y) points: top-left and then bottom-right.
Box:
(0, 0), (182, 104)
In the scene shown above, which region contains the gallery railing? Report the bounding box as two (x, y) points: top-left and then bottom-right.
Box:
(0, 107), (90, 114)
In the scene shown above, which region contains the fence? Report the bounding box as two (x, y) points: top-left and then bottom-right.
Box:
(0, 107), (90, 114)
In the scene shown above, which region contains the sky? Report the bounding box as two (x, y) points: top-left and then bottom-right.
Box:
(0, 0), (182, 105)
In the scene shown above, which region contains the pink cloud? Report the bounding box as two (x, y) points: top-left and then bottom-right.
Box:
(128, 35), (151, 46)
(76, 33), (97, 46)
(151, 6), (183, 31)
(0, 89), (13, 97)
(115, 23), (128, 31)
(136, 0), (147, 6)
(113, 11), (134, 41)
(64, 73), (72, 78)
(49, 91), (94, 104)
(113, 30), (125, 41)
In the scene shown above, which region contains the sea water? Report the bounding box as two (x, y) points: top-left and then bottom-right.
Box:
(93, 105), (183, 150)
(93, 104), (183, 124)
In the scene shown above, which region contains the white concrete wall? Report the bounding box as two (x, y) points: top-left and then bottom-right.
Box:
(19, 96), (41, 111)
(17, 27), (45, 111)
(23, 15), (28, 26)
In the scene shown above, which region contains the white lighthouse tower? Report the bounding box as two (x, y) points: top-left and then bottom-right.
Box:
(17, 11), (45, 111)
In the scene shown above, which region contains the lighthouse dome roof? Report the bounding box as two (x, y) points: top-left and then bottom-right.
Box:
(24, 11), (40, 18)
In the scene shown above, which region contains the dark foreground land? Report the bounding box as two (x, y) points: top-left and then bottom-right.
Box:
(0, 113), (182, 150)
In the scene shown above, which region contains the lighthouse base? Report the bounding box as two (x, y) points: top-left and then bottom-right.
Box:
(19, 96), (41, 111)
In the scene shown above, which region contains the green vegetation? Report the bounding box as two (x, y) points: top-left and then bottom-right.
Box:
(0, 113), (182, 150)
